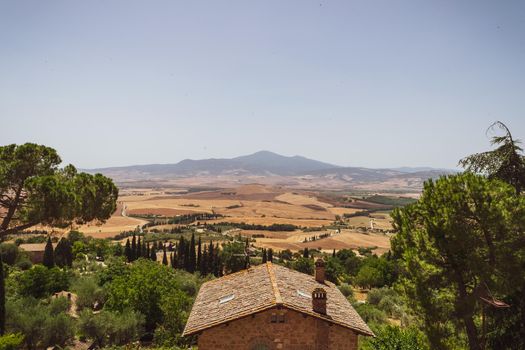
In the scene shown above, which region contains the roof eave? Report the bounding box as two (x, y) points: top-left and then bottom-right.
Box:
(183, 302), (374, 338)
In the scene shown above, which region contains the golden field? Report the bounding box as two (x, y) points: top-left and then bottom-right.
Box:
(69, 184), (396, 254)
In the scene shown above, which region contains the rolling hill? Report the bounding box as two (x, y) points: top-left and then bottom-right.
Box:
(86, 151), (454, 190)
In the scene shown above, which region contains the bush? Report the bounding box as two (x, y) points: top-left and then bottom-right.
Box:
(104, 260), (197, 332)
(367, 287), (405, 319)
(0, 334), (24, 350)
(0, 244), (19, 266)
(78, 309), (144, 347)
(325, 257), (345, 284)
(292, 257), (314, 275)
(17, 265), (70, 298)
(73, 276), (106, 311)
(355, 265), (383, 289)
(6, 296), (75, 349)
(14, 258), (32, 271)
(361, 325), (429, 350)
(338, 283), (354, 298)
(153, 291), (193, 347)
(353, 303), (387, 326)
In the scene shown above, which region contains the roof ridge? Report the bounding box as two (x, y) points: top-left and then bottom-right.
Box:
(266, 262), (283, 305)
(200, 264), (265, 286)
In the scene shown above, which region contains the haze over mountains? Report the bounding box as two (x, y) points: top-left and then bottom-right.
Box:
(87, 151), (453, 191)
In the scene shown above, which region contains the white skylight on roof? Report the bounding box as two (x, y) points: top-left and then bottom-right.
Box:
(297, 290), (311, 298)
(219, 294), (235, 304)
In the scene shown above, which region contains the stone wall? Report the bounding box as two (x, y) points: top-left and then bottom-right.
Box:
(197, 307), (359, 350)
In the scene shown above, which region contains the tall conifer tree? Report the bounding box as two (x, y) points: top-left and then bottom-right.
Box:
(162, 246), (168, 265)
(137, 237), (142, 259)
(189, 233), (196, 273)
(208, 241), (214, 273)
(214, 243), (221, 277)
(150, 245), (157, 261)
(197, 236), (202, 270)
(125, 238), (132, 262)
(54, 238), (72, 268)
(131, 234), (137, 261)
(178, 236), (186, 267)
(43, 236), (55, 268)
(200, 245), (208, 275)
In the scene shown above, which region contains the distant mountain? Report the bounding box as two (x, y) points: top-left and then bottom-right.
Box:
(86, 151), (454, 190)
(87, 151), (338, 178)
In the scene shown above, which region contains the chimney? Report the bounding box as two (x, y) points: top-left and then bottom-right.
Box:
(315, 258), (325, 283)
(312, 287), (327, 314)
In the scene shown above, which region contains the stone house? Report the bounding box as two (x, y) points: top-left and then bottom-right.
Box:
(18, 243), (56, 264)
(183, 259), (373, 350)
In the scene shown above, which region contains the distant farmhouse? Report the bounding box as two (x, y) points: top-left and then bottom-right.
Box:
(183, 259), (373, 349)
(18, 243), (56, 264)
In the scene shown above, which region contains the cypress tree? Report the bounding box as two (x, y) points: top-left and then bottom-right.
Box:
(54, 238), (72, 268)
(197, 236), (202, 270)
(262, 248), (267, 263)
(178, 236), (186, 267)
(0, 255), (5, 335)
(200, 245), (208, 275)
(171, 252), (176, 268)
(217, 253), (223, 277)
(267, 248), (273, 263)
(137, 237), (142, 258)
(150, 245), (157, 261)
(146, 242), (150, 258)
(125, 239), (132, 262)
(162, 246), (168, 266)
(189, 233), (196, 273)
(332, 249), (336, 258)
(208, 241), (214, 274)
(303, 247), (309, 258)
(142, 239), (147, 257)
(184, 243), (191, 272)
(214, 243), (221, 277)
(43, 236), (55, 268)
(131, 234), (137, 261)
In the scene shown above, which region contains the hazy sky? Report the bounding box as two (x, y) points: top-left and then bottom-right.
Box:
(1, 1), (524, 169)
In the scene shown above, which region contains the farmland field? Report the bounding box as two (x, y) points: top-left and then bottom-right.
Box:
(33, 184), (404, 254)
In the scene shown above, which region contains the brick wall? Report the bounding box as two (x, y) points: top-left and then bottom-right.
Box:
(197, 307), (359, 350)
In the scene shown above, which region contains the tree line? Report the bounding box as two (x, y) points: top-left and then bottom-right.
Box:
(123, 233), (224, 277)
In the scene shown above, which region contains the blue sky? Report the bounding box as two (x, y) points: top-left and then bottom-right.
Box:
(1, 0), (524, 169)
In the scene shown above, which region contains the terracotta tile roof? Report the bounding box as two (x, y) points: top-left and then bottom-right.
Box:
(183, 262), (374, 337)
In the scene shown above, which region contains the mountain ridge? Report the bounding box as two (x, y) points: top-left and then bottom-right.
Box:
(84, 151), (455, 190)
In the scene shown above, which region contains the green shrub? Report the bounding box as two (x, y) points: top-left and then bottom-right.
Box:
(353, 303), (387, 326)
(6, 297), (75, 349)
(17, 265), (70, 298)
(338, 283), (354, 298)
(0, 244), (19, 266)
(292, 257), (314, 275)
(73, 276), (106, 311)
(361, 325), (429, 350)
(0, 334), (24, 350)
(78, 309), (144, 347)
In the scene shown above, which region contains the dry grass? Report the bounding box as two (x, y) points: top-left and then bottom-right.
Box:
(346, 215), (392, 230)
(274, 192), (332, 208)
(247, 229), (391, 255)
